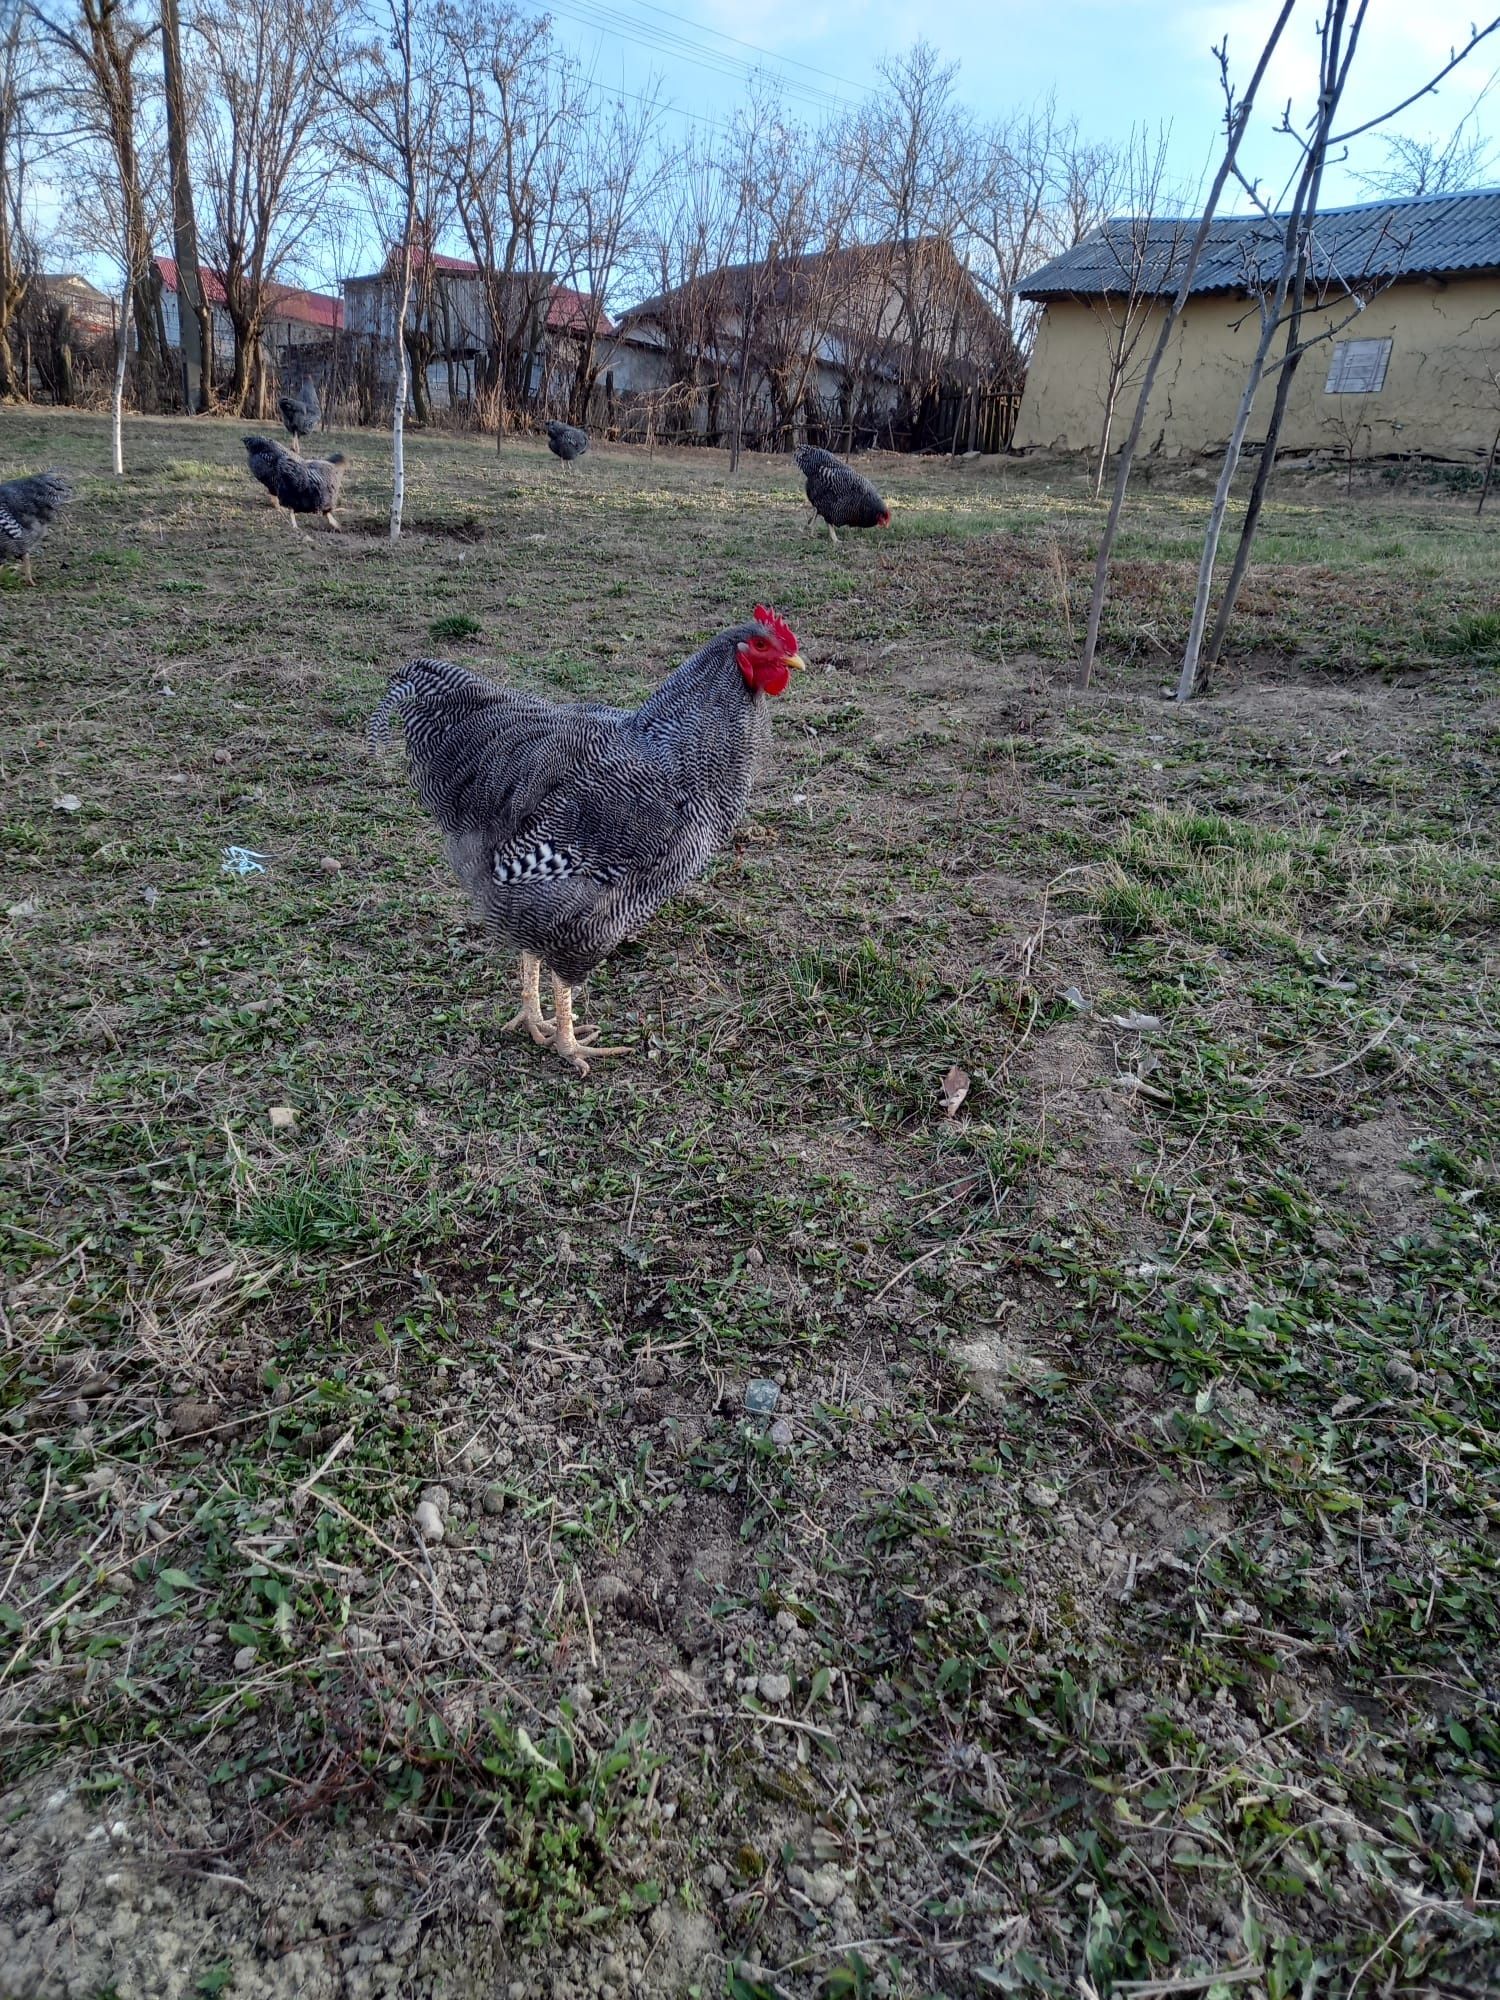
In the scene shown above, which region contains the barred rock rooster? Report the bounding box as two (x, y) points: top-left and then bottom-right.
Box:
(795, 446), (889, 544)
(369, 605), (807, 1075)
(545, 419), (589, 467)
(242, 435), (346, 530)
(1, 470), (72, 585)
(277, 376), (321, 454)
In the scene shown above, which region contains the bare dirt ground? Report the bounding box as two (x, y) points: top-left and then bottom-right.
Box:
(1, 410), (1497, 1999)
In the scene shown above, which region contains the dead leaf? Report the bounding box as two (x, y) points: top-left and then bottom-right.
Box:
(1110, 1011), (1162, 1032)
(52, 794), (81, 814)
(268, 1105), (298, 1131)
(939, 1065), (970, 1118)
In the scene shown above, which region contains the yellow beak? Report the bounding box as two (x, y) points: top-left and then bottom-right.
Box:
(786, 651), (808, 672)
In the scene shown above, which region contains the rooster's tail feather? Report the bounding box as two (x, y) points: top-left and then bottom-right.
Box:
(367, 676), (416, 752)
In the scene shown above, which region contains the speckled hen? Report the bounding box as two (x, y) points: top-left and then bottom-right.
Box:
(0, 470), (72, 584)
(369, 607), (807, 1074)
(794, 445), (890, 543)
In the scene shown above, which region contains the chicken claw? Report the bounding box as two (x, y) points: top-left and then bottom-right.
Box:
(502, 952), (554, 1045)
(551, 978), (628, 1078)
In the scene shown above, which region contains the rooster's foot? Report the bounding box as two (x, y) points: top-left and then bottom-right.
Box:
(551, 978), (629, 1078)
(502, 1005), (555, 1046)
(503, 952), (554, 1044)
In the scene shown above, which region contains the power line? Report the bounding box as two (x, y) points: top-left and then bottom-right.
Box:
(614, 0), (866, 95)
(536, 0), (864, 119)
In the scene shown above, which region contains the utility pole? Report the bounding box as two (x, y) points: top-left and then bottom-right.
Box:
(160, 0), (211, 411)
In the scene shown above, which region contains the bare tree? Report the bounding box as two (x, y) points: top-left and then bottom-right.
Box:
(0, 0), (40, 397)
(32, 0), (169, 410)
(1355, 112), (1495, 197)
(188, 0), (342, 417)
(1197, 13), (1500, 684)
(1074, 1), (1299, 690)
(439, 0), (578, 440)
(850, 42), (970, 433)
(563, 82), (663, 423)
(325, 0), (453, 536)
(159, 0), (208, 409)
(1080, 129), (1175, 497)
(964, 101), (1118, 371)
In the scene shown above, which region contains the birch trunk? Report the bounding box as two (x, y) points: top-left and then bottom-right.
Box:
(1074, 0), (1297, 690)
(390, 246), (413, 539)
(111, 269), (132, 476)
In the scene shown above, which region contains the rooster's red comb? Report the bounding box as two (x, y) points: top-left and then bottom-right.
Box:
(752, 604), (798, 654)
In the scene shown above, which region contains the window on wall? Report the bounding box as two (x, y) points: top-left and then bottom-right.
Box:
(1325, 337), (1393, 394)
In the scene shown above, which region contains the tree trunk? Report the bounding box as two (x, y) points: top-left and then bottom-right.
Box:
(160, 0), (210, 412)
(1176, 6), (1345, 703)
(112, 269), (131, 476)
(1074, 0), (1298, 690)
(391, 247), (414, 540)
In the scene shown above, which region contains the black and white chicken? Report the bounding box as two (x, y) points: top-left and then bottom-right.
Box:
(277, 376), (320, 454)
(369, 606), (807, 1074)
(243, 435), (346, 530)
(0, 470), (72, 586)
(545, 420), (589, 467)
(794, 446), (889, 543)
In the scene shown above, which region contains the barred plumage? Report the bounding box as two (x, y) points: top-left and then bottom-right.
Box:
(546, 420), (589, 464)
(277, 378), (320, 451)
(794, 446), (890, 535)
(0, 470), (72, 583)
(369, 619), (794, 990)
(243, 435), (346, 523)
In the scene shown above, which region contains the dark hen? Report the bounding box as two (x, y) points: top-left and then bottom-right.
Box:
(369, 606), (807, 1073)
(545, 419), (589, 466)
(794, 445), (890, 543)
(0, 470), (72, 585)
(277, 377), (321, 453)
(243, 435), (347, 529)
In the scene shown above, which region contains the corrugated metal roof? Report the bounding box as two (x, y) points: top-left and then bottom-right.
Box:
(1019, 186), (1500, 300)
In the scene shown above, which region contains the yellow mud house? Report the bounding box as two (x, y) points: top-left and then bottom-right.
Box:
(1015, 187), (1500, 462)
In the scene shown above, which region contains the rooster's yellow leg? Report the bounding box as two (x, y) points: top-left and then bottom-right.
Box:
(551, 976), (628, 1078)
(502, 951), (554, 1045)
(21, 552), (34, 585)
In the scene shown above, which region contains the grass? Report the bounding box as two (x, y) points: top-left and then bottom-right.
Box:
(1, 406), (1498, 1999)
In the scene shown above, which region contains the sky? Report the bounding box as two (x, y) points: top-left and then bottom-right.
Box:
(45, 0), (1500, 296)
(540, 0), (1500, 214)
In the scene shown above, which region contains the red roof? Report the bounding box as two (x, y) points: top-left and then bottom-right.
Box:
(365, 247), (613, 336)
(153, 256), (343, 330)
(547, 283), (614, 338)
(155, 255), (226, 305)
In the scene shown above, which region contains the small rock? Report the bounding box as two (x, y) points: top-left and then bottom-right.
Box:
(420, 1485), (451, 1517)
(481, 1485), (507, 1516)
(638, 1358), (667, 1388)
(268, 1105), (298, 1132)
(745, 1245), (764, 1266)
(757, 1672), (792, 1705)
(52, 794), (81, 814)
(592, 1573), (629, 1608)
(803, 1864), (842, 1909)
(1025, 1479), (1061, 1509)
(768, 1417), (793, 1449)
(745, 1378), (779, 1416)
(212, 750), (232, 767)
(168, 1399), (218, 1440)
(319, 856), (341, 874)
(414, 1501), (445, 1544)
(1384, 1357), (1418, 1390)
(233, 1645), (258, 1673)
